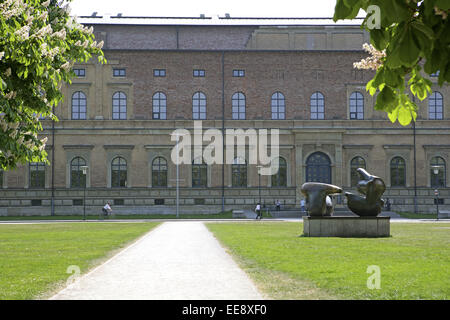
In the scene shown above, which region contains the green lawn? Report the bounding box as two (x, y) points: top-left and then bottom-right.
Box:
(0, 222), (159, 300)
(396, 211), (440, 219)
(207, 222), (450, 300)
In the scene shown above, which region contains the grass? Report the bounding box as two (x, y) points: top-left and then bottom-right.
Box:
(0, 222), (160, 300)
(0, 210), (272, 220)
(207, 222), (450, 300)
(396, 211), (440, 219)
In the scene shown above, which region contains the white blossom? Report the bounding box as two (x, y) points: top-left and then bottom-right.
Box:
(42, 0), (50, 8)
(14, 25), (30, 41)
(353, 43), (386, 71)
(0, 52), (4, 60)
(5, 68), (11, 77)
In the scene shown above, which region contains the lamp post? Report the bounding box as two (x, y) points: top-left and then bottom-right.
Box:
(256, 165), (262, 216)
(172, 132), (185, 219)
(81, 166), (88, 221)
(431, 165), (443, 221)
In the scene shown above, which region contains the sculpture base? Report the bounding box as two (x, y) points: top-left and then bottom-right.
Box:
(303, 216), (390, 238)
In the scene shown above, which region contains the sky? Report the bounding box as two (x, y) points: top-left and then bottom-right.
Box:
(69, 0), (354, 18)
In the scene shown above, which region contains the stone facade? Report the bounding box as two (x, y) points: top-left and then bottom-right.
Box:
(0, 18), (449, 215)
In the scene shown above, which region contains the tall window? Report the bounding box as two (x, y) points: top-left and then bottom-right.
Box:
(152, 157), (167, 187)
(232, 92), (246, 120)
(349, 92), (364, 120)
(390, 157), (406, 187)
(310, 92), (325, 120)
(429, 92), (443, 120)
(111, 157), (127, 188)
(232, 157), (247, 187)
(0, 169), (3, 188)
(30, 162), (45, 188)
(70, 157), (87, 188)
(192, 92), (206, 120)
(350, 156), (366, 187)
(271, 157), (287, 187)
(306, 152), (331, 184)
(271, 92), (285, 119)
(112, 92), (127, 120)
(152, 92), (167, 120)
(192, 158), (207, 187)
(71, 91), (87, 120)
(430, 156), (446, 187)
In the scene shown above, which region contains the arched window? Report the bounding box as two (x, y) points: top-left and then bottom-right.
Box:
(429, 92), (443, 120)
(232, 92), (246, 120)
(70, 157), (87, 188)
(72, 91), (87, 120)
(152, 92), (167, 120)
(310, 92), (324, 120)
(193, 92), (207, 120)
(349, 92), (364, 120)
(30, 162), (45, 188)
(390, 157), (406, 187)
(192, 158), (207, 187)
(350, 156), (366, 187)
(232, 157), (247, 187)
(271, 92), (285, 119)
(430, 156), (446, 187)
(112, 92), (127, 120)
(306, 152), (331, 184)
(152, 157), (167, 187)
(111, 157), (127, 188)
(271, 157), (287, 187)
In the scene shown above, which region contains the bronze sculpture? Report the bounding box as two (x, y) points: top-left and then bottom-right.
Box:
(345, 168), (386, 217)
(300, 182), (343, 216)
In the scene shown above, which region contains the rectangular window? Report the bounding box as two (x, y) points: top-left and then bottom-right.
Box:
(155, 198), (165, 205)
(434, 198), (444, 205)
(153, 69), (166, 77)
(114, 199), (124, 206)
(31, 199), (42, 206)
(73, 68), (86, 77)
(233, 69), (245, 77)
(193, 69), (205, 77)
(113, 68), (126, 77)
(194, 198), (205, 205)
(73, 199), (83, 206)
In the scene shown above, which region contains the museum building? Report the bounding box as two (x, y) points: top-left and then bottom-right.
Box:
(0, 15), (449, 215)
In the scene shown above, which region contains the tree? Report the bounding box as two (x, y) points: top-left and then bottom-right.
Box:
(0, 0), (104, 169)
(333, 0), (449, 125)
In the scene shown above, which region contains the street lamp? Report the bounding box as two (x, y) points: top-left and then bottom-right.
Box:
(81, 165), (88, 221)
(256, 165), (262, 216)
(431, 165), (443, 221)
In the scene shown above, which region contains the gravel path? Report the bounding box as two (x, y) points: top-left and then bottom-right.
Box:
(50, 221), (263, 300)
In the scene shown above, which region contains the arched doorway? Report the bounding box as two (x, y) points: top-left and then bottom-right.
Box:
(306, 152), (331, 184)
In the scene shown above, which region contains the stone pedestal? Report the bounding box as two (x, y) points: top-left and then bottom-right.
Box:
(303, 216), (390, 238)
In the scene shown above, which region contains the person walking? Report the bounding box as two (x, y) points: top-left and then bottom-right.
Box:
(276, 200), (281, 211)
(255, 203), (261, 220)
(300, 198), (306, 213)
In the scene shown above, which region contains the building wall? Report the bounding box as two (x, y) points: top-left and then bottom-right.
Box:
(1, 23), (449, 215)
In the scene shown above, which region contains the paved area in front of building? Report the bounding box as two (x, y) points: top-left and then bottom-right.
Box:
(50, 221), (263, 300)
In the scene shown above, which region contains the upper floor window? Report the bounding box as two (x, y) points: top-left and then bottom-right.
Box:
(311, 92), (325, 120)
(29, 162), (45, 188)
(152, 157), (168, 187)
(111, 157), (127, 188)
(113, 68), (126, 77)
(390, 156), (406, 187)
(350, 156), (366, 187)
(70, 157), (87, 188)
(349, 92), (364, 120)
(192, 92), (206, 120)
(271, 92), (285, 120)
(112, 92), (127, 120)
(153, 69), (166, 77)
(193, 69), (205, 77)
(73, 68), (85, 77)
(152, 92), (167, 120)
(232, 92), (246, 120)
(233, 69), (245, 77)
(71, 91), (87, 120)
(429, 92), (443, 120)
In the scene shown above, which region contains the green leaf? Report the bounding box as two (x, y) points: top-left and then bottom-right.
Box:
(399, 27), (420, 66)
(398, 106), (413, 126)
(435, 0), (450, 10)
(333, 0), (353, 21)
(388, 106), (399, 123)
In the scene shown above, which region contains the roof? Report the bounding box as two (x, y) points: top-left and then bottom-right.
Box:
(77, 15), (364, 27)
